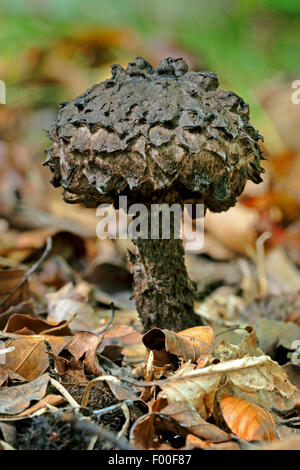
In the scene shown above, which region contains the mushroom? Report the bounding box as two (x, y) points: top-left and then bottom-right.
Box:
(45, 57), (264, 332)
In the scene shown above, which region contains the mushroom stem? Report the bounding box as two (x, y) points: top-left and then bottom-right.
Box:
(129, 211), (201, 331)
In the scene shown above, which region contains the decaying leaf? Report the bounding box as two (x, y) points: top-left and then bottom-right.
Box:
(0, 374), (49, 415)
(151, 355), (300, 420)
(220, 394), (277, 442)
(3, 315), (72, 381)
(4, 313), (72, 336)
(46, 282), (101, 331)
(143, 326), (214, 368)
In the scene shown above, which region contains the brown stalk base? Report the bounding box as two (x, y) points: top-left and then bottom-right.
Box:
(130, 217), (201, 332)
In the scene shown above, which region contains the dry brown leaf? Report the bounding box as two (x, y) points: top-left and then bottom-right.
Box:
(159, 364), (220, 420)
(16, 394), (66, 417)
(0, 373), (49, 415)
(4, 313), (72, 336)
(4, 334), (71, 381)
(49, 353), (88, 385)
(220, 394), (277, 442)
(67, 331), (102, 376)
(159, 401), (230, 443)
(143, 326), (214, 368)
(151, 355), (299, 419)
(0, 365), (9, 387)
(46, 282), (102, 331)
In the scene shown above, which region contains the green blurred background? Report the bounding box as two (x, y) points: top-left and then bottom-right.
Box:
(1, 0), (300, 122)
(0, 0), (300, 244)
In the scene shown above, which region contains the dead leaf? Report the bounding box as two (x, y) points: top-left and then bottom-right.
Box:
(4, 334), (71, 381)
(143, 326), (214, 368)
(159, 401), (230, 443)
(4, 313), (72, 336)
(49, 353), (88, 384)
(46, 282), (101, 331)
(16, 394), (66, 417)
(220, 394), (277, 442)
(0, 373), (49, 415)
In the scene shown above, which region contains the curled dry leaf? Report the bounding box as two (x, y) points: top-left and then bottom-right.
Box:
(4, 313), (72, 336)
(158, 402), (230, 443)
(149, 355), (299, 420)
(48, 353), (88, 385)
(159, 364), (221, 420)
(46, 281), (101, 331)
(67, 331), (102, 376)
(0, 373), (49, 415)
(220, 394), (277, 442)
(142, 326), (214, 368)
(130, 401), (231, 450)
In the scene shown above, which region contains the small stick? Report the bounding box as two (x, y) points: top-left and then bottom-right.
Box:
(40, 313), (77, 335)
(87, 434), (98, 450)
(92, 400), (133, 416)
(0, 237), (52, 309)
(256, 231), (271, 296)
(94, 302), (115, 335)
(117, 403), (130, 439)
(49, 377), (80, 409)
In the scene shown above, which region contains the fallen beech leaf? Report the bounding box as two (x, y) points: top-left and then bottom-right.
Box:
(159, 402), (230, 443)
(0, 365), (9, 387)
(159, 365), (221, 420)
(153, 355), (299, 419)
(129, 412), (181, 450)
(0, 374), (49, 415)
(143, 326), (214, 367)
(101, 325), (144, 365)
(16, 394), (66, 417)
(4, 334), (71, 381)
(49, 353), (88, 384)
(67, 331), (102, 376)
(0, 269), (30, 313)
(220, 394), (277, 442)
(46, 282), (101, 331)
(4, 313), (72, 336)
(253, 317), (300, 357)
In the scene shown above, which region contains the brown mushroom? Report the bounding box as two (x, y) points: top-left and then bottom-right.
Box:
(45, 57), (264, 331)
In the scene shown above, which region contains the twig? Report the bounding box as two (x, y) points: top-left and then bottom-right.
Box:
(256, 231), (271, 296)
(117, 403), (130, 439)
(49, 377), (80, 409)
(87, 434), (98, 450)
(94, 302), (115, 335)
(40, 312), (77, 335)
(73, 417), (135, 450)
(92, 400), (133, 416)
(0, 237), (52, 309)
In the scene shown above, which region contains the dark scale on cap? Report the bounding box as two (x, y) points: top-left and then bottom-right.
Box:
(45, 57), (264, 211)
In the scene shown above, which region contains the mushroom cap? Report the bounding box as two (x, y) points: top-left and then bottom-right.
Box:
(45, 57), (264, 211)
